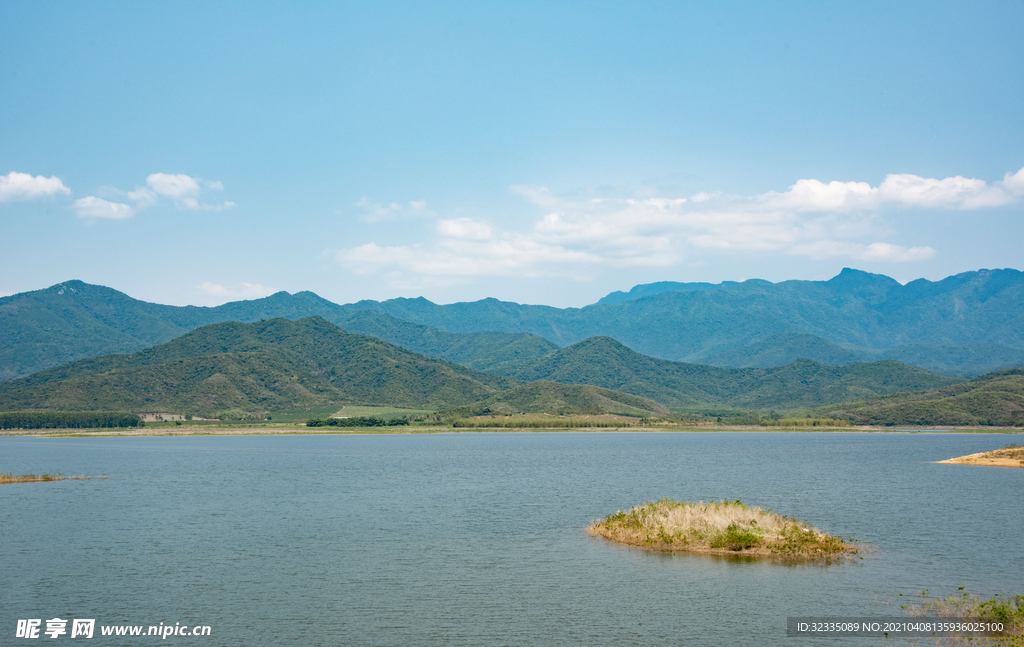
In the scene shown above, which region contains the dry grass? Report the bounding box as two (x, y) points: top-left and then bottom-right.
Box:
(938, 443), (1024, 468)
(988, 444), (1024, 462)
(0, 473), (109, 484)
(588, 498), (858, 561)
(904, 590), (1023, 646)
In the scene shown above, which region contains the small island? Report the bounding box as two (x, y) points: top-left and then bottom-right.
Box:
(588, 499), (857, 561)
(937, 443), (1024, 468)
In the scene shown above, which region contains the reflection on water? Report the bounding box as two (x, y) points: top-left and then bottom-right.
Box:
(2, 432), (1021, 646)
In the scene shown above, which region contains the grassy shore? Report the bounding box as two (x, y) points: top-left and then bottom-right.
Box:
(938, 443), (1024, 468)
(905, 590), (1023, 645)
(0, 473), (109, 484)
(588, 499), (858, 561)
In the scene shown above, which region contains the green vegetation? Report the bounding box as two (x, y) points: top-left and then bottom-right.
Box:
(904, 590), (1023, 645)
(588, 499), (857, 561)
(814, 368), (1024, 426)
(701, 332), (1024, 378)
(451, 417), (628, 428)
(0, 317), (513, 418)
(759, 417), (849, 427)
(336, 309), (559, 373)
(495, 336), (959, 410)
(5, 268), (1024, 382)
(371, 268), (1024, 374)
(0, 411), (141, 429)
(702, 332), (869, 369)
(1, 473), (109, 484)
(305, 416), (409, 428)
(465, 380), (667, 416)
(328, 405), (435, 420)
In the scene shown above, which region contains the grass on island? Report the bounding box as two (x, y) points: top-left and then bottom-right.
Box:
(0, 473), (109, 484)
(588, 499), (857, 561)
(987, 443), (1024, 463)
(904, 589), (1023, 645)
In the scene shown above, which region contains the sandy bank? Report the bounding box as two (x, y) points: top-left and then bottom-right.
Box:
(937, 445), (1024, 468)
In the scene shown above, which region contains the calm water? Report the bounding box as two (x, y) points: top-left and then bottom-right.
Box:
(2, 432), (1022, 646)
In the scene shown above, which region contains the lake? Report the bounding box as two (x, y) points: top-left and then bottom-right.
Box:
(2, 431), (1021, 645)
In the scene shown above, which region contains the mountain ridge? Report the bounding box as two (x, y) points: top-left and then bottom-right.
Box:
(3, 267), (1023, 381)
(0, 317), (514, 416)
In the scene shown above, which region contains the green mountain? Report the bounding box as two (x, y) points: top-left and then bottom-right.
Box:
(700, 333), (1024, 378)
(335, 310), (559, 372)
(0, 281), (552, 380)
(595, 279), (730, 305)
(495, 336), (960, 410)
(875, 344), (1024, 378)
(466, 380), (668, 416)
(0, 317), (513, 416)
(0, 281), (352, 381)
(362, 268), (1024, 375)
(701, 332), (868, 368)
(813, 368), (1024, 427)
(4, 268), (1024, 381)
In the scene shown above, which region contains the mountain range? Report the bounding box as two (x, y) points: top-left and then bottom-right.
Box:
(0, 317), (514, 416)
(2, 268), (1023, 384)
(0, 317), (961, 417)
(813, 368), (1024, 427)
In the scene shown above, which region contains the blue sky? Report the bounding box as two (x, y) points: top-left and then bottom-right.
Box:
(2, 1), (1022, 307)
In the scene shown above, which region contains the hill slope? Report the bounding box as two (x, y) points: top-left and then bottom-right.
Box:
(4, 267), (1023, 380)
(466, 381), (668, 416)
(0, 281), (556, 380)
(335, 310), (559, 372)
(364, 268), (1024, 374)
(813, 368), (1024, 426)
(701, 332), (868, 368)
(700, 333), (1024, 378)
(0, 281), (351, 380)
(0, 317), (513, 416)
(496, 336), (960, 410)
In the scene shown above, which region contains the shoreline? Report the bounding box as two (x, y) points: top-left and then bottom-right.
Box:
(2, 425), (1022, 438)
(937, 446), (1024, 468)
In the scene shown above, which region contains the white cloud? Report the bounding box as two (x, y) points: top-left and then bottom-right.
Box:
(335, 165), (1022, 282)
(762, 166), (1024, 212)
(0, 172), (71, 202)
(147, 173), (201, 200)
(74, 196), (134, 220)
(90, 173), (234, 216)
(437, 218), (493, 240)
(355, 197), (431, 222)
(197, 282), (277, 300)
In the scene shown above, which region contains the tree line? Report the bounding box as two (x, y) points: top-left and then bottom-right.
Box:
(0, 411), (142, 429)
(305, 416), (409, 428)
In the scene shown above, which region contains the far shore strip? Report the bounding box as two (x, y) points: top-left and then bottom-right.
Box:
(0, 473), (110, 484)
(937, 444), (1024, 468)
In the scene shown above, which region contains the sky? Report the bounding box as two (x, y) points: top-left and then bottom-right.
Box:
(2, 1), (1023, 308)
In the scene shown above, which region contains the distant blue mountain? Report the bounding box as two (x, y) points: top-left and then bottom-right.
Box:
(3, 267), (1023, 380)
(596, 280), (730, 305)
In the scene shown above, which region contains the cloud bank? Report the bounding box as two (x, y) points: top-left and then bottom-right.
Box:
(0, 172), (71, 202)
(336, 166), (1024, 282)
